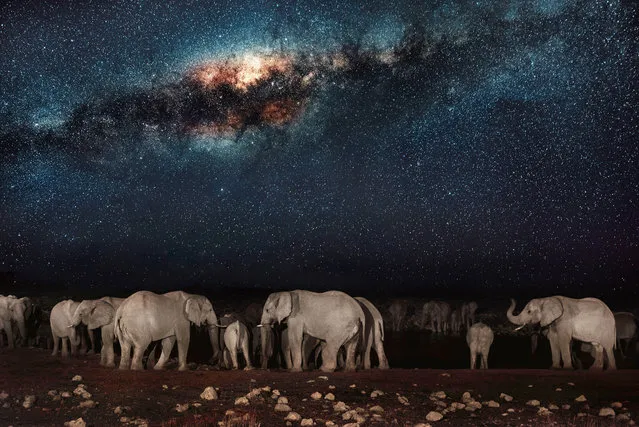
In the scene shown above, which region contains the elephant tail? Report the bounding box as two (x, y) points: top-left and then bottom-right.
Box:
(377, 318), (385, 342)
(114, 313), (124, 343)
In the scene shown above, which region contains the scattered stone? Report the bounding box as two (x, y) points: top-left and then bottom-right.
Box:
(22, 395), (36, 409)
(175, 403), (189, 413)
(499, 393), (513, 402)
(61, 392), (71, 398)
(72, 375), (83, 382)
(537, 407), (552, 416)
(527, 400), (541, 407)
(278, 396), (289, 404)
(462, 392), (472, 402)
(528, 384), (533, 388)
(507, 408), (515, 413)
(318, 376), (328, 380)
(487, 400), (500, 408)
(617, 414), (630, 421)
(272, 389), (281, 396)
(450, 402), (466, 410)
(307, 379), (315, 383)
(79, 400), (96, 408)
(120, 417), (131, 423)
(548, 404), (559, 410)
(162, 385), (168, 390)
(555, 388), (562, 392)
(599, 407), (615, 417)
(577, 412), (588, 417)
(200, 386), (218, 401)
(301, 418), (314, 426)
(370, 405), (384, 413)
(434, 400), (447, 408)
(275, 403), (292, 412)
(311, 392), (322, 400)
(64, 418), (86, 427)
(285, 412), (301, 421)
(398, 395), (409, 405)
(441, 372), (451, 377)
(426, 411), (444, 422)
(342, 423), (359, 427)
(465, 401), (482, 411)
(562, 404), (571, 410)
(324, 393), (335, 401)
(568, 382), (575, 386)
(246, 388), (261, 400)
(575, 395), (587, 402)
(192, 403), (202, 408)
(47, 390), (58, 397)
(333, 401), (349, 412)
(328, 385), (336, 390)
(611, 402), (623, 408)
(234, 397), (249, 406)
(415, 424), (433, 427)
(431, 391), (447, 400)
(325, 421), (336, 426)
(262, 386), (271, 392)
(349, 384), (357, 388)
(114, 406), (125, 415)
(370, 390), (384, 398)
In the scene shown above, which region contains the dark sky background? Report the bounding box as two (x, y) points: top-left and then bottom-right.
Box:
(0, 0), (637, 297)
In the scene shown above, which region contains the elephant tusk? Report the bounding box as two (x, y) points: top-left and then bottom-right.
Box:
(514, 324), (526, 331)
(67, 325), (75, 328)
(256, 324), (263, 328)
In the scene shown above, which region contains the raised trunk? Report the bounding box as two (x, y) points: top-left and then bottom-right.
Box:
(506, 299), (525, 325)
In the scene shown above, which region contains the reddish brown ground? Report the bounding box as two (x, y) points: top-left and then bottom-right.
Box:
(1, 347), (638, 427)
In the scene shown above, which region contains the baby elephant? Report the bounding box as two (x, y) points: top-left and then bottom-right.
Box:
(223, 320), (253, 370)
(466, 322), (494, 369)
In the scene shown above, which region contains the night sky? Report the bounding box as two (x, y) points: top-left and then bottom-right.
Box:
(1, 0), (637, 296)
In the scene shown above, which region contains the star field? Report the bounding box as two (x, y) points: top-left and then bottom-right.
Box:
(0, 0), (637, 295)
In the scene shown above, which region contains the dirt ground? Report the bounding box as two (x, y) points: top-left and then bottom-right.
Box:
(1, 347), (638, 427)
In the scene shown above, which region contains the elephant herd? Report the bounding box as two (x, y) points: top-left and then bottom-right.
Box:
(0, 290), (390, 373)
(1, 292), (637, 372)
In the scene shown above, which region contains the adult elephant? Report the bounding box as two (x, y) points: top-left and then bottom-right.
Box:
(355, 297), (389, 369)
(388, 299), (408, 332)
(421, 301), (451, 334)
(70, 297), (124, 367)
(507, 297), (616, 370)
(115, 290), (218, 371)
(258, 290), (365, 372)
(0, 295), (32, 348)
(461, 301), (478, 330)
(614, 312), (637, 358)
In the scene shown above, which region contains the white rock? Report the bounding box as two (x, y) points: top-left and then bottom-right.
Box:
(284, 412), (301, 421)
(275, 403), (292, 412)
(537, 407), (552, 416)
(555, 388), (562, 392)
(80, 391), (91, 399)
(431, 391), (447, 400)
(246, 388), (261, 399)
(79, 400), (96, 408)
(262, 386), (271, 392)
(507, 408), (515, 413)
(575, 395), (587, 402)
(426, 411), (444, 421)
(333, 401), (349, 412)
(450, 402), (465, 410)
(548, 404), (559, 410)
(47, 390), (58, 397)
(64, 418), (86, 427)
(577, 412), (588, 417)
(414, 423), (433, 427)
(462, 392), (472, 402)
(73, 385), (86, 396)
(61, 392), (71, 398)
(342, 423), (359, 427)
(617, 414), (630, 421)
(465, 401), (482, 411)
(526, 399), (540, 407)
(398, 395), (409, 405)
(487, 400), (500, 408)
(192, 403), (202, 408)
(611, 402), (623, 408)
(370, 405), (384, 413)
(370, 389), (384, 398)
(278, 396), (289, 404)
(349, 384), (357, 388)
(325, 421), (336, 426)
(300, 418), (314, 426)
(318, 375), (328, 380)
(114, 406), (125, 415)
(599, 407), (615, 417)
(234, 397), (249, 406)
(562, 404), (571, 410)
(328, 385), (335, 390)
(272, 389), (281, 396)
(0, 391), (8, 400)
(306, 379), (315, 383)
(175, 403), (189, 413)
(568, 382), (575, 386)
(440, 372), (451, 377)
(324, 393), (335, 401)
(71, 375), (83, 382)
(22, 395), (36, 409)
(311, 392), (322, 400)
(200, 386), (218, 401)
(499, 393), (513, 402)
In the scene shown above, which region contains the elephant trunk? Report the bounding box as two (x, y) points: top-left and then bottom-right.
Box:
(259, 312), (273, 369)
(16, 318), (27, 346)
(207, 312), (220, 364)
(69, 327), (81, 347)
(70, 309), (83, 328)
(506, 299), (525, 325)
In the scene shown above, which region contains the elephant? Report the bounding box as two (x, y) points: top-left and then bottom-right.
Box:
(466, 322), (494, 369)
(258, 290), (365, 372)
(421, 301), (451, 334)
(461, 301), (478, 330)
(450, 307), (462, 335)
(70, 297), (124, 367)
(355, 297), (389, 369)
(507, 296), (616, 370)
(388, 299), (408, 332)
(50, 299), (85, 357)
(222, 320), (253, 370)
(114, 290), (218, 371)
(614, 312), (637, 358)
(0, 295), (32, 348)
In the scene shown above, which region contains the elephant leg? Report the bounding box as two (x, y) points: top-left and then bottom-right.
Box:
(590, 343), (604, 370)
(242, 340), (253, 370)
(558, 338), (573, 369)
(319, 342), (339, 372)
(287, 323), (303, 372)
(154, 337), (176, 370)
(606, 344), (617, 370)
(176, 330), (191, 371)
(469, 349), (476, 369)
(344, 336), (359, 372)
(547, 331), (561, 369)
(5, 322), (14, 349)
(481, 350), (489, 369)
(101, 326), (115, 367)
(61, 337), (70, 357)
(230, 347), (240, 370)
(363, 338), (372, 370)
(51, 332), (59, 356)
(131, 344), (146, 371)
(119, 340), (132, 370)
(375, 337), (389, 370)
(283, 345), (292, 369)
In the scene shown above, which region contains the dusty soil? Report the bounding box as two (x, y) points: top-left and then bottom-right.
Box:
(1, 347), (638, 427)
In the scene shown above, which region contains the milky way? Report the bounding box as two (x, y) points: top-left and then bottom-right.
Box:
(0, 0), (637, 295)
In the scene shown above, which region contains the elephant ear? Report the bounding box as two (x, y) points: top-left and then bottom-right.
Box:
(87, 301), (114, 330)
(274, 292), (293, 323)
(185, 299), (203, 327)
(540, 297), (563, 327)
